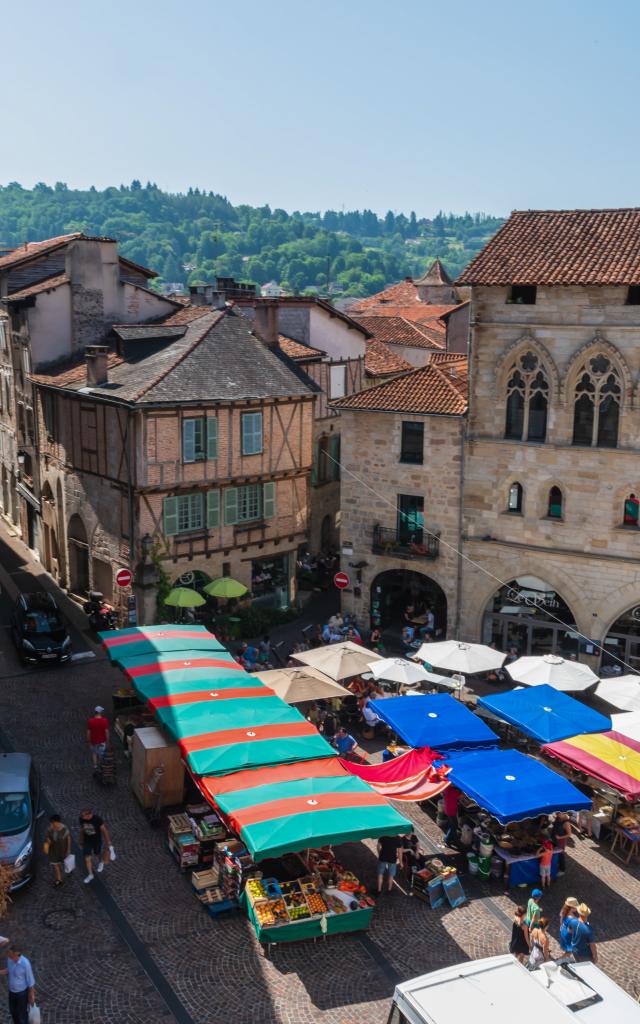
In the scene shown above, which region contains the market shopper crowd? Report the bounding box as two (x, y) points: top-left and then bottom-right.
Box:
(510, 889), (598, 969)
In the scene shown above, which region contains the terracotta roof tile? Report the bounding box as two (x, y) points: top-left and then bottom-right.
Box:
(31, 351), (124, 387)
(277, 334), (325, 359)
(333, 361), (467, 416)
(348, 279), (457, 325)
(160, 305), (214, 325)
(5, 273), (69, 301)
(354, 315), (444, 350)
(0, 234), (81, 271)
(364, 339), (412, 377)
(458, 208), (640, 286)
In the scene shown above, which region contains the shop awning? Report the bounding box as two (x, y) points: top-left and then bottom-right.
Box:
(542, 731), (640, 801)
(368, 693), (498, 752)
(100, 626), (224, 666)
(340, 746), (451, 801)
(477, 685), (610, 743)
(124, 655), (247, 700)
(441, 747), (591, 823)
(200, 760), (411, 860)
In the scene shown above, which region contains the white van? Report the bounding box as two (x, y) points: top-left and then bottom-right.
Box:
(389, 955), (640, 1024)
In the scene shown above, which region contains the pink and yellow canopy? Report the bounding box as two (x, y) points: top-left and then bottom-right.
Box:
(543, 730), (640, 800)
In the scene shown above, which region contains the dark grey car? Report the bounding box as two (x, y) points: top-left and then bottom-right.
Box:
(0, 753), (39, 890)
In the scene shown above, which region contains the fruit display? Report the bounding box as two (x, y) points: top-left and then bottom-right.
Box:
(246, 879), (266, 902)
(324, 894), (347, 914)
(268, 899), (289, 924)
(254, 901), (276, 927)
(306, 892), (327, 915)
(287, 903), (310, 920)
(280, 880), (301, 895)
(284, 890), (307, 909)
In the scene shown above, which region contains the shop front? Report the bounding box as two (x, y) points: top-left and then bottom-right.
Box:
(370, 569), (447, 635)
(601, 606), (640, 675)
(251, 553), (291, 609)
(481, 576), (579, 658)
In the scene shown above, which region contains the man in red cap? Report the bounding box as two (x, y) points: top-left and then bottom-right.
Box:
(86, 706), (109, 768)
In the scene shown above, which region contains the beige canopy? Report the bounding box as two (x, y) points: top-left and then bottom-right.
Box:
(293, 641), (383, 681)
(256, 667), (351, 704)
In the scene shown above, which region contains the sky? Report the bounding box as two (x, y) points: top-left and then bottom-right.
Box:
(2, 0), (639, 218)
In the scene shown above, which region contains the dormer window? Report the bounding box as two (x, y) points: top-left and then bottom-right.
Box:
(626, 286), (640, 305)
(507, 285), (537, 305)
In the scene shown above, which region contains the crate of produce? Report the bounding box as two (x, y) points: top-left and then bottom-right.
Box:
(192, 868), (220, 892)
(168, 813), (193, 835)
(245, 878), (267, 903)
(306, 892), (328, 916)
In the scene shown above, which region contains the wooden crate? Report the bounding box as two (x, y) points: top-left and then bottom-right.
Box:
(130, 726), (185, 809)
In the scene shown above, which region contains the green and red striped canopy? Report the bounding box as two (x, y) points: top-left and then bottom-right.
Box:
(99, 625), (224, 667)
(123, 653), (245, 700)
(200, 759), (411, 860)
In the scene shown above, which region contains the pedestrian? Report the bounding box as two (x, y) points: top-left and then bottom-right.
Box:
(525, 887), (543, 929)
(537, 836), (554, 889)
(570, 904), (598, 963)
(527, 917), (550, 969)
(0, 944), (36, 1024)
(258, 635), (272, 668)
(79, 807), (112, 884)
(509, 905), (530, 964)
(43, 813), (71, 888)
(559, 897), (580, 953)
(332, 727), (358, 759)
(442, 786), (461, 846)
(551, 812), (572, 874)
(87, 705), (110, 769)
(376, 835), (403, 894)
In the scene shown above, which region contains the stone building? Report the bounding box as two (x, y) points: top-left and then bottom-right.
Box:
(333, 359), (467, 637)
(458, 208), (640, 671)
(32, 305), (316, 618)
(0, 233), (176, 558)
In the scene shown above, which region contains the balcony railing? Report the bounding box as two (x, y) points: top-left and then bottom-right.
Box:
(372, 524), (440, 560)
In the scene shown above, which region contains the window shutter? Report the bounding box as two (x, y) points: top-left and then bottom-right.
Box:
(207, 417), (218, 459)
(207, 490), (220, 528)
(263, 481), (276, 519)
(329, 434), (341, 481)
(163, 496), (178, 536)
(224, 487), (238, 525)
(182, 419), (196, 463)
(311, 441), (319, 486)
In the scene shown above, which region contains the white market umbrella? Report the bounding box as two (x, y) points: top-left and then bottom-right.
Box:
(611, 711), (640, 743)
(507, 654), (597, 692)
(293, 641), (383, 681)
(416, 640), (506, 674)
(596, 675), (640, 712)
(368, 657), (431, 688)
(256, 667), (350, 704)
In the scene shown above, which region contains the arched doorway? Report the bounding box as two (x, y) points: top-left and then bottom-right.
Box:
(68, 514), (89, 594)
(601, 606), (640, 675)
(371, 569), (447, 637)
(481, 575), (578, 657)
(41, 482), (58, 575)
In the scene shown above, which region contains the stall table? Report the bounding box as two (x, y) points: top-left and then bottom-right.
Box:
(493, 845), (560, 888)
(610, 824), (640, 865)
(240, 890), (373, 945)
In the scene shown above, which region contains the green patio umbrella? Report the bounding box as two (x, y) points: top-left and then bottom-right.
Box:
(203, 577), (248, 599)
(164, 587), (207, 608)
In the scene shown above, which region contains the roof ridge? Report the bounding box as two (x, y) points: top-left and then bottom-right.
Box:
(131, 308), (226, 402)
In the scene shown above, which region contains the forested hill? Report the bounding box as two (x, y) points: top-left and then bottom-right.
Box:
(0, 181), (504, 297)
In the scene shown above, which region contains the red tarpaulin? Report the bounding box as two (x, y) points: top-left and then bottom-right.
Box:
(340, 747), (450, 802)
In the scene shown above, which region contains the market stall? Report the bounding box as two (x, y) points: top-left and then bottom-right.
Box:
(367, 693), (499, 752)
(339, 746), (450, 801)
(101, 624), (226, 668)
(477, 685), (610, 744)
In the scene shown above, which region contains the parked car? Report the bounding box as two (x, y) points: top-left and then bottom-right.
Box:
(0, 753), (39, 890)
(11, 592), (72, 664)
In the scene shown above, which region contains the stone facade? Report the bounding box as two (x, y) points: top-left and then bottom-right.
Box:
(339, 407), (463, 634)
(460, 283), (640, 667)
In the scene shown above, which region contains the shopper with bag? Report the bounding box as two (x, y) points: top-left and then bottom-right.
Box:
(0, 944), (36, 1024)
(43, 813), (71, 888)
(79, 807), (114, 884)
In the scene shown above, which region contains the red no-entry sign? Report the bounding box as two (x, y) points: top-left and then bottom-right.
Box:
(334, 571), (350, 590)
(115, 568), (133, 588)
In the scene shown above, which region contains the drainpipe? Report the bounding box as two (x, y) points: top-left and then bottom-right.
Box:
(454, 293), (473, 640)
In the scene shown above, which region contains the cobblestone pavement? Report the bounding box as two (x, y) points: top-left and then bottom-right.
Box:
(0, 532), (637, 1022)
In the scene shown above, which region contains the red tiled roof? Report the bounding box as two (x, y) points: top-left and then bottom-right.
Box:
(160, 305), (214, 325)
(333, 361), (467, 416)
(348, 279), (457, 326)
(31, 351), (124, 387)
(364, 339), (412, 377)
(457, 208), (640, 286)
(0, 234), (81, 271)
(354, 315), (444, 350)
(5, 274), (70, 301)
(277, 334), (324, 359)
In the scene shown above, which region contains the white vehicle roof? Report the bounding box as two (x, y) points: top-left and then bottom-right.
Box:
(393, 956), (640, 1024)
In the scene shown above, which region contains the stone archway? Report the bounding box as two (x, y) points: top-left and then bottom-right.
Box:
(480, 575), (580, 658)
(370, 568), (447, 637)
(67, 513), (89, 595)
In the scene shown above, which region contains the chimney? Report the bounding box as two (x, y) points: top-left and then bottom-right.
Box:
(254, 299), (279, 348)
(85, 345), (109, 386)
(189, 284), (226, 309)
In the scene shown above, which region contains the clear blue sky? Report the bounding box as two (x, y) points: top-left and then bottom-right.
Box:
(3, 0), (638, 217)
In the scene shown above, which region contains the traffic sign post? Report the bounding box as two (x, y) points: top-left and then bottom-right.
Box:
(333, 571), (350, 590)
(115, 568), (133, 588)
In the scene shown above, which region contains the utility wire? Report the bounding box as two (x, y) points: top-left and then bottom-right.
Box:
(325, 448), (636, 676)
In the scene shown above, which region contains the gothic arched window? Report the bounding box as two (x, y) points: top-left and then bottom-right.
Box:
(572, 354), (621, 448)
(505, 351), (549, 442)
(547, 486), (563, 519)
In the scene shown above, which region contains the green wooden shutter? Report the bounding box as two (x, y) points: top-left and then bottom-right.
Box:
(329, 434), (341, 481)
(182, 419), (196, 463)
(311, 440), (319, 486)
(263, 481), (276, 519)
(224, 487), (238, 525)
(207, 490), (220, 528)
(207, 417), (218, 459)
(163, 496), (178, 536)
